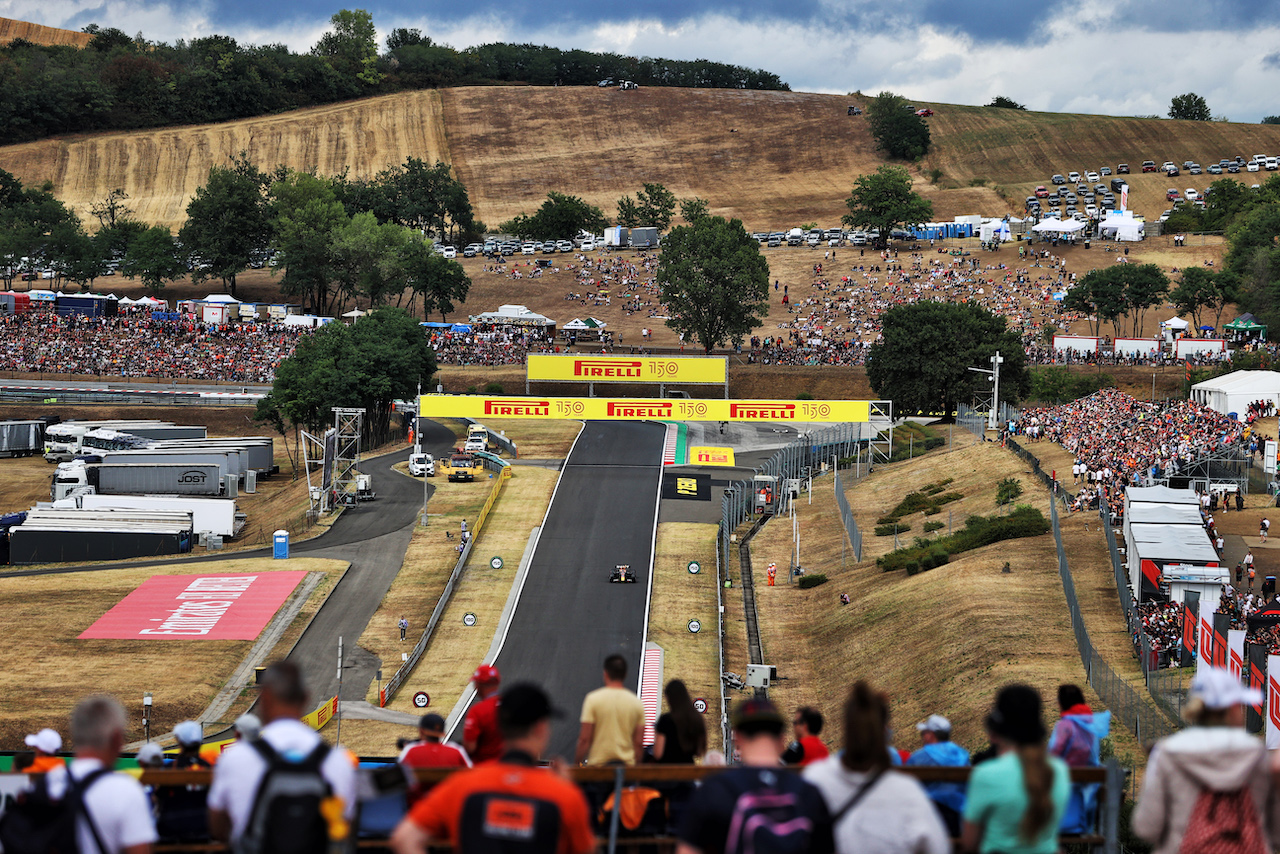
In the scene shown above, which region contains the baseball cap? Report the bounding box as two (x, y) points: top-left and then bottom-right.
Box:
(497, 683), (562, 731)
(136, 742), (166, 766)
(418, 713), (446, 734)
(24, 728), (61, 754)
(1191, 666), (1263, 710)
(915, 714), (952, 735)
(234, 713), (261, 741)
(472, 664), (501, 684)
(173, 720), (203, 747)
(731, 697), (785, 730)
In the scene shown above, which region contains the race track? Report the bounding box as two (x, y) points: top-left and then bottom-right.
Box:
(490, 420), (665, 758)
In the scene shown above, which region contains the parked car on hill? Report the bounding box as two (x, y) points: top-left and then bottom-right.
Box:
(1118, 163), (1131, 173)
(1208, 164), (1223, 174)
(1051, 174), (1066, 184)
(915, 108), (933, 116)
(1034, 185), (1049, 198)
(1164, 165), (1180, 176)
(1228, 163), (1241, 173)
(1100, 166), (1113, 176)
(440, 245), (457, 259)
(1189, 164), (1203, 175)
(1141, 161), (1156, 172)
(1248, 161), (1261, 172)
(1185, 188), (1199, 200)
(1167, 188), (1181, 200)
(1068, 171), (1081, 182)
(1085, 171), (1100, 182)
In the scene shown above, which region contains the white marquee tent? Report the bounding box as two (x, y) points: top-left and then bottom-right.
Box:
(1098, 211), (1144, 242)
(1031, 218), (1087, 235)
(1191, 370), (1280, 417)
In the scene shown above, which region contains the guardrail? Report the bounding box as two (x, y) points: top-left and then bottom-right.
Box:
(457, 417), (519, 458)
(380, 466), (511, 707)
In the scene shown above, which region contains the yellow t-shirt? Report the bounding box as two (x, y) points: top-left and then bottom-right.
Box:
(580, 686), (645, 765)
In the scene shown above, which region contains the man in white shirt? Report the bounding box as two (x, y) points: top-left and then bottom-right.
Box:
(208, 661), (356, 845)
(46, 694), (157, 854)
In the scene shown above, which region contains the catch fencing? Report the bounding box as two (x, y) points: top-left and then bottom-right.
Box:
(832, 470), (862, 562)
(1050, 494), (1179, 743)
(380, 465), (511, 707)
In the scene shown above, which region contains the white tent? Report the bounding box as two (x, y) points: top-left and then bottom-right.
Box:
(1191, 370), (1280, 417)
(341, 308), (366, 318)
(1098, 211), (1144, 242)
(201, 294), (240, 304)
(979, 219), (1014, 242)
(469, 304), (555, 328)
(1032, 218), (1087, 234)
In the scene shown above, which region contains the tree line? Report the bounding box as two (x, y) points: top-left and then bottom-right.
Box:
(0, 154), (481, 319)
(0, 10), (788, 145)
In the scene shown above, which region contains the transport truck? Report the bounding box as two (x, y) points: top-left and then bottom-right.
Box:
(53, 461), (224, 501)
(70, 494), (243, 539)
(9, 508), (193, 564)
(44, 420), (174, 462)
(136, 438), (275, 474)
(0, 420), (46, 458)
(104, 449), (241, 480)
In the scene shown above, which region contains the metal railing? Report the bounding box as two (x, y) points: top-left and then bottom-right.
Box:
(380, 468), (510, 706)
(1050, 493), (1179, 744)
(832, 469), (862, 562)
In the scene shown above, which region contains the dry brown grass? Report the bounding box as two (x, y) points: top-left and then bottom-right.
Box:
(0, 17), (92, 48)
(13, 86), (1279, 237)
(478, 419), (582, 458)
(649, 523), (723, 752)
(378, 466), (559, 715)
(322, 719), (413, 757)
(746, 441), (1148, 769)
(0, 556), (345, 748)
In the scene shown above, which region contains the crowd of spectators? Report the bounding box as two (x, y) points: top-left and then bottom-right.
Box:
(1137, 601), (1183, 657)
(426, 327), (556, 367)
(0, 311), (309, 383)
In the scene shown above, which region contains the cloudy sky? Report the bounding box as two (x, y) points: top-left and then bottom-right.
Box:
(6, 0), (1280, 121)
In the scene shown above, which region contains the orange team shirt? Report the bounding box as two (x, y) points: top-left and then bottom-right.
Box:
(464, 695), (504, 763)
(409, 757), (595, 854)
(26, 756), (64, 773)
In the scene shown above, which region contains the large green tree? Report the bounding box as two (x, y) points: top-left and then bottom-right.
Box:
(842, 165), (933, 248)
(500, 192), (608, 241)
(616, 182), (677, 230)
(1169, 92), (1211, 121)
(122, 226), (185, 295)
(270, 172), (350, 314)
(312, 8), (383, 86)
(256, 307), (436, 453)
(1063, 268), (1130, 336)
(1171, 267), (1240, 332)
(402, 241), (471, 320)
(866, 302), (1029, 418)
(865, 92), (931, 159)
(180, 162), (271, 296)
(656, 216), (769, 353)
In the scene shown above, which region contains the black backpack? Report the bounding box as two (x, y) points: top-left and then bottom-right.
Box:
(0, 767), (111, 854)
(459, 791), (563, 854)
(723, 770), (823, 854)
(236, 740), (334, 854)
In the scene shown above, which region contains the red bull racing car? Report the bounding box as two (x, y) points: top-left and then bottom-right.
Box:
(609, 564), (637, 583)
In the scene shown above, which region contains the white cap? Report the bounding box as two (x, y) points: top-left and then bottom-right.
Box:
(136, 743), (166, 766)
(173, 720), (203, 747)
(234, 713), (261, 741)
(24, 728), (61, 754)
(1191, 666), (1263, 710)
(915, 714), (952, 734)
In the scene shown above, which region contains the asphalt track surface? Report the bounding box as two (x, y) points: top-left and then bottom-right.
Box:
(490, 421), (666, 758)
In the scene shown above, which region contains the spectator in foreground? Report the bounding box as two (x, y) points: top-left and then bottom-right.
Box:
(1048, 684), (1111, 834)
(906, 714), (970, 834)
(399, 714), (471, 769)
(677, 697), (833, 854)
(783, 706), (831, 766)
(207, 661), (356, 850)
(575, 654), (645, 766)
(463, 663), (504, 764)
(47, 694), (158, 854)
(961, 684), (1069, 854)
(804, 681), (950, 854)
(1133, 666), (1280, 854)
(390, 682), (595, 854)
(23, 727), (63, 773)
(652, 679), (707, 764)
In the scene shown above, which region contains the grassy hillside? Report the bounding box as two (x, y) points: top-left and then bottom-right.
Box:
(5, 85), (1280, 232)
(0, 17), (92, 48)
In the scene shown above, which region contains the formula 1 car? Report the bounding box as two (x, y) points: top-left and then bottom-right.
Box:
(609, 565), (637, 583)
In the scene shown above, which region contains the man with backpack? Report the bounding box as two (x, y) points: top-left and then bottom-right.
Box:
(676, 698), (833, 854)
(390, 682), (595, 854)
(1, 694), (158, 854)
(207, 661), (356, 854)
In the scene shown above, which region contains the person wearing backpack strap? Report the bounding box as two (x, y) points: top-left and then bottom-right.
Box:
(676, 697), (834, 854)
(208, 661), (356, 853)
(390, 682), (595, 854)
(38, 694), (158, 854)
(1133, 666), (1280, 854)
(804, 682), (949, 854)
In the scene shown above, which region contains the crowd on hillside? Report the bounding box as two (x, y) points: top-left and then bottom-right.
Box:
(0, 311), (309, 383)
(426, 327), (557, 367)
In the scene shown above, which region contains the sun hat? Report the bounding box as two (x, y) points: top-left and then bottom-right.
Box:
(173, 720), (203, 747)
(233, 713), (261, 741)
(136, 742), (166, 766)
(1191, 665), (1263, 710)
(915, 714), (952, 734)
(24, 729), (61, 754)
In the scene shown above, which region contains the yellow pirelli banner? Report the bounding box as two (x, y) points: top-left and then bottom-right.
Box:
(420, 395), (870, 423)
(690, 446), (736, 466)
(526, 354), (727, 384)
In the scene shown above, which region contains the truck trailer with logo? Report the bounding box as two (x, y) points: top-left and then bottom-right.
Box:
(52, 461), (224, 501)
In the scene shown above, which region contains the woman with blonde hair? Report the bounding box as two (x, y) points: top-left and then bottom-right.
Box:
(804, 681), (949, 854)
(1133, 666), (1280, 854)
(961, 684), (1069, 854)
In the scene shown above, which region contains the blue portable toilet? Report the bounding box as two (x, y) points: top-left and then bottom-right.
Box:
(273, 530), (290, 559)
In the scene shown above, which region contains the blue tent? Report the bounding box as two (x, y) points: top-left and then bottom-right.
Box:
(450, 323), (473, 334)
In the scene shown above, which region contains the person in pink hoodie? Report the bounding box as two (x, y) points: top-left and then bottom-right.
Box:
(1132, 666), (1280, 854)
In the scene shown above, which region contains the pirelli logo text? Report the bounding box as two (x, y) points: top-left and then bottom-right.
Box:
(573, 359), (643, 378)
(483, 399), (552, 417)
(606, 402), (673, 418)
(730, 403), (797, 420)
